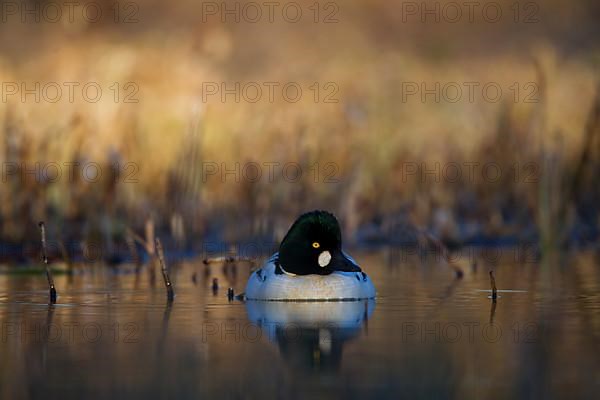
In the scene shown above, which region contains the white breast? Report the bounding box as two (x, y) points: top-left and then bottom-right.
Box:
(246, 299), (376, 328)
(245, 253), (376, 301)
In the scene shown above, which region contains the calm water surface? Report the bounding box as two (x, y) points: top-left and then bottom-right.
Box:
(1, 249), (599, 399)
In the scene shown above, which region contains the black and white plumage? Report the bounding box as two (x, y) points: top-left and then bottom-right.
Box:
(245, 211), (376, 301)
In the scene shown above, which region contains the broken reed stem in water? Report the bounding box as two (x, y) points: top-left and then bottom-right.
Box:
(155, 238), (174, 302)
(489, 270), (497, 301)
(38, 222), (57, 303)
(489, 298), (497, 324)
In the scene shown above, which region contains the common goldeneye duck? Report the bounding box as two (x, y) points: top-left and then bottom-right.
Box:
(245, 210), (376, 301)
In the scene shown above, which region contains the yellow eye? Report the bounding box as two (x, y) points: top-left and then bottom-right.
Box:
(312, 242), (320, 249)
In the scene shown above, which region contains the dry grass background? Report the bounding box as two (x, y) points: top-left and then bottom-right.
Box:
(0, 0), (599, 259)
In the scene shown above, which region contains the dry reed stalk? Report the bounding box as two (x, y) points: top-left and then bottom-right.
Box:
(489, 270), (497, 301)
(38, 222), (57, 303)
(155, 238), (174, 302)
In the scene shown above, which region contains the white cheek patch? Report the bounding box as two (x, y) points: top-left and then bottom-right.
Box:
(318, 251), (331, 267)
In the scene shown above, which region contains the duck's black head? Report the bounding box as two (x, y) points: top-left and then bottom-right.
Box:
(278, 210), (361, 275)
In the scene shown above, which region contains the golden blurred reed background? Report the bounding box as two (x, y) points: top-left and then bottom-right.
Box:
(0, 0), (599, 263)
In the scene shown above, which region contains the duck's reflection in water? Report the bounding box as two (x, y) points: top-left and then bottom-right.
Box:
(246, 300), (375, 372)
